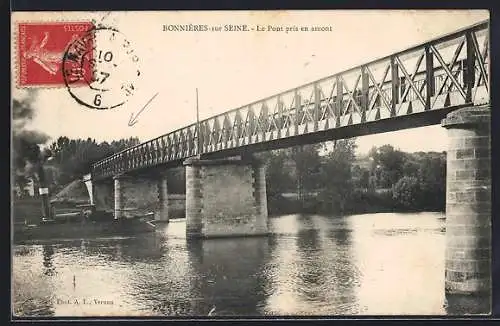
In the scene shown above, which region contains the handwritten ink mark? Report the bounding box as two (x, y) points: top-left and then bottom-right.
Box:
(128, 92), (159, 127)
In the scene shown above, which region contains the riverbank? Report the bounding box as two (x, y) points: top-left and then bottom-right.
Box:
(12, 198), (41, 225)
(267, 190), (445, 216)
(14, 189), (444, 227)
(13, 195), (186, 223)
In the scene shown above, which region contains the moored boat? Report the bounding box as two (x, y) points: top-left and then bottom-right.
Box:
(13, 177), (158, 242)
(14, 207), (156, 242)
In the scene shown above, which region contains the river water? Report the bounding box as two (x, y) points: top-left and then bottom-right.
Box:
(12, 212), (487, 317)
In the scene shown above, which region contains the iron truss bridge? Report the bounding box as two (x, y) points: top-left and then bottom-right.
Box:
(92, 20), (489, 181)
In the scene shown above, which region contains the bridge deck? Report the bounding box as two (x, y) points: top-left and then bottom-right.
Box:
(92, 20), (489, 180)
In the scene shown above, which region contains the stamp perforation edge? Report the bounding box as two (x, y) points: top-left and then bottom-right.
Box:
(13, 20), (95, 90)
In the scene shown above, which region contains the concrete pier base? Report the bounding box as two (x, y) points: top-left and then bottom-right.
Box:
(441, 105), (491, 299)
(113, 173), (169, 220)
(92, 180), (114, 213)
(184, 156), (269, 239)
(157, 173), (169, 222)
(82, 173), (94, 205)
(113, 175), (124, 219)
(84, 171), (174, 221)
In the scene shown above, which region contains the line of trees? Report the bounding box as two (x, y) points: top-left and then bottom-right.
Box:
(260, 142), (446, 215)
(12, 91), (142, 198)
(259, 140), (358, 214)
(45, 136), (141, 192)
(14, 136), (141, 197)
(15, 131), (445, 215)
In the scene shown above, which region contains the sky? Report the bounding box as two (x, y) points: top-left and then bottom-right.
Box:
(12, 10), (489, 155)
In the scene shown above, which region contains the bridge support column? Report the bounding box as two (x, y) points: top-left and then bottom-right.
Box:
(113, 175), (124, 219)
(184, 156), (268, 239)
(113, 173), (164, 219)
(82, 173), (94, 205)
(157, 173), (169, 222)
(92, 180), (114, 213)
(442, 106), (491, 298)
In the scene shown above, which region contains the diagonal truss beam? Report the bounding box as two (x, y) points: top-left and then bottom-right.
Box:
(366, 65), (392, 111)
(399, 52), (425, 104)
(471, 32), (489, 91)
(340, 74), (361, 114)
(430, 44), (468, 101)
(394, 55), (426, 110)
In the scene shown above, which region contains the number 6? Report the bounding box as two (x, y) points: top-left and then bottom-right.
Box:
(94, 94), (102, 106)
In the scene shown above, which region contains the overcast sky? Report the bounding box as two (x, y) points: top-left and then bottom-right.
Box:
(12, 10), (489, 155)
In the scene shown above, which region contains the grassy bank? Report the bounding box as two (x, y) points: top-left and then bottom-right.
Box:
(12, 198), (43, 225)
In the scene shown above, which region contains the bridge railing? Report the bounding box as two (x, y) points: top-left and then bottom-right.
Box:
(92, 20), (489, 180)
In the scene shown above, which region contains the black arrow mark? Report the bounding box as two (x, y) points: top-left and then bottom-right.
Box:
(128, 92), (159, 127)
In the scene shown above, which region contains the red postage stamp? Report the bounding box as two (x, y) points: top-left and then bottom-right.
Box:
(17, 22), (94, 87)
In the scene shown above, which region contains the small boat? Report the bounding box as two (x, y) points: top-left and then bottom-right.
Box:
(14, 204), (156, 242)
(13, 179), (156, 242)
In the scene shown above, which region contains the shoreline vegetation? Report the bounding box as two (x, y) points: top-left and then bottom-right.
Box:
(13, 93), (445, 230)
(267, 190), (445, 217)
(14, 136), (446, 225)
(260, 140), (446, 217)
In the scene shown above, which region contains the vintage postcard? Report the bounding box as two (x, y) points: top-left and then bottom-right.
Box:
(11, 10), (491, 318)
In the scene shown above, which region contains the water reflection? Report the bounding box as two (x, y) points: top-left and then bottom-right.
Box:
(295, 216), (326, 305)
(13, 245), (56, 317)
(42, 245), (56, 276)
(323, 217), (361, 315)
(54, 236), (166, 264)
(296, 229), (324, 292)
(445, 294), (491, 315)
(12, 212), (487, 317)
(125, 235), (193, 316)
(264, 215), (361, 315)
(186, 237), (270, 316)
(352, 213), (446, 315)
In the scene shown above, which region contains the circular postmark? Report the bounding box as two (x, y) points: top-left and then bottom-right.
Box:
(62, 26), (141, 110)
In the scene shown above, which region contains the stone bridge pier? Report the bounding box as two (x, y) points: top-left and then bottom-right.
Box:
(184, 156), (269, 239)
(83, 156), (269, 235)
(113, 172), (169, 220)
(83, 171), (170, 222)
(442, 105), (491, 299)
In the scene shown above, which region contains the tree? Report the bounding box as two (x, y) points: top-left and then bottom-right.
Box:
(290, 144), (323, 201)
(318, 139), (357, 213)
(47, 136), (141, 186)
(352, 165), (370, 189)
(264, 150), (294, 196)
(402, 155), (420, 178)
(369, 145), (405, 188)
(417, 153), (446, 210)
(392, 176), (422, 210)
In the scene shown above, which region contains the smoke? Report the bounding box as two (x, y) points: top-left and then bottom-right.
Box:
(12, 90), (50, 182)
(16, 129), (50, 145)
(13, 99), (35, 121)
(13, 89), (38, 124)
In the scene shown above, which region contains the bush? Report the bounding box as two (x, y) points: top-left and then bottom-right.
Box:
(392, 176), (421, 210)
(346, 189), (395, 213)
